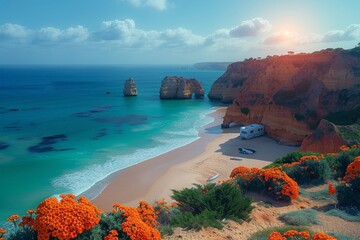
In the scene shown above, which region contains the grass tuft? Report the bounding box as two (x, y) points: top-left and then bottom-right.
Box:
(278, 209), (320, 226)
(326, 232), (359, 240)
(299, 188), (330, 201)
(325, 208), (360, 222)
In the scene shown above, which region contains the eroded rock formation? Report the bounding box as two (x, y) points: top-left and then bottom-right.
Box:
(160, 76), (204, 99)
(299, 119), (346, 153)
(209, 47), (360, 145)
(123, 78), (138, 96)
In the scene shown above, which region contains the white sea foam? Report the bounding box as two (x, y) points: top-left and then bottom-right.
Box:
(52, 108), (216, 198)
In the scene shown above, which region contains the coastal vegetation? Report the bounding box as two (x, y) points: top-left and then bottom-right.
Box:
(2, 144), (360, 240)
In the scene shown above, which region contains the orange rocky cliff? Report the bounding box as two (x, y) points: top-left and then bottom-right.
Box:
(299, 119), (346, 153)
(209, 48), (360, 145)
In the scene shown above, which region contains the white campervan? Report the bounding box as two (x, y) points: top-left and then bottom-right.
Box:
(240, 124), (264, 139)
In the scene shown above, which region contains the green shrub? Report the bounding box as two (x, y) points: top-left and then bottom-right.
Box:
(266, 152), (313, 168)
(158, 224), (174, 237)
(170, 182), (253, 230)
(326, 147), (360, 179)
(170, 210), (223, 231)
(249, 226), (311, 240)
(76, 211), (127, 239)
(278, 209), (320, 226)
(337, 176), (360, 209)
(326, 208), (360, 222)
(240, 107), (250, 115)
(6, 226), (37, 240)
(283, 159), (331, 185)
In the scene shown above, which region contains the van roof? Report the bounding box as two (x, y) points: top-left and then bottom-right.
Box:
(240, 124), (263, 130)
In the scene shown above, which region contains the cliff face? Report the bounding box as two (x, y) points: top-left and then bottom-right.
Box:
(160, 76), (204, 100)
(123, 78), (138, 96)
(299, 119), (346, 153)
(209, 48), (360, 145)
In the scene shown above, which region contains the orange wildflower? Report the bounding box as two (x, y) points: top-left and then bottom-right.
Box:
(284, 230), (310, 239)
(104, 230), (119, 240)
(33, 194), (101, 240)
(27, 209), (35, 215)
(312, 232), (337, 240)
(268, 231), (286, 240)
(328, 182), (336, 195)
(7, 214), (20, 222)
(0, 228), (6, 237)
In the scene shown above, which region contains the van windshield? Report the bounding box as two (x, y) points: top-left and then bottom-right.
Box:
(241, 131), (247, 134)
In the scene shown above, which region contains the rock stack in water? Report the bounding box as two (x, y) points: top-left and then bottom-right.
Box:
(123, 78), (138, 96)
(159, 76), (204, 99)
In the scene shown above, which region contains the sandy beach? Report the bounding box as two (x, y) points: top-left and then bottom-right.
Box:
(92, 107), (298, 211)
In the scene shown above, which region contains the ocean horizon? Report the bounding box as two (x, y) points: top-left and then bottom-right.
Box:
(0, 65), (224, 223)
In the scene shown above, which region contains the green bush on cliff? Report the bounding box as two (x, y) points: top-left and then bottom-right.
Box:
(170, 182), (253, 230)
(338, 124), (360, 145)
(240, 107), (250, 115)
(283, 159), (331, 185)
(337, 176), (360, 209)
(265, 152), (314, 169)
(325, 107), (360, 125)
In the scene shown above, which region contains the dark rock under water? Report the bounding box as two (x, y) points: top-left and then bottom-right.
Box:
(28, 134), (73, 153)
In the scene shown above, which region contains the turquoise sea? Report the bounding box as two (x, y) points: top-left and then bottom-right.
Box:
(0, 65), (224, 224)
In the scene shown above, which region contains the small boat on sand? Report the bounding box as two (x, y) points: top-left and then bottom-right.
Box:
(207, 173), (219, 182)
(238, 148), (256, 155)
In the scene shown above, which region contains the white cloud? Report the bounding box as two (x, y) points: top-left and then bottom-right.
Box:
(92, 19), (204, 48)
(321, 24), (360, 42)
(127, 0), (167, 10)
(92, 19), (139, 42)
(160, 28), (205, 47)
(0, 23), (30, 40)
(35, 25), (89, 43)
(229, 17), (271, 38)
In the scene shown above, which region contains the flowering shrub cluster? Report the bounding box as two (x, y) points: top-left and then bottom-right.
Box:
(282, 155), (331, 185)
(268, 230), (336, 240)
(33, 194), (102, 240)
(0, 228), (6, 240)
(230, 166), (299, 201)
(325, 144), (360, 179)
(342, 156), (360, 183)
(336, 156), (360, 208)
(113, 203), (161, 240)
(153, 198), (178, 225)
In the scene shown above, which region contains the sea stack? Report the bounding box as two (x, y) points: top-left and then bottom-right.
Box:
(159, 76), (204, 100)
(123, 78), (138, 96)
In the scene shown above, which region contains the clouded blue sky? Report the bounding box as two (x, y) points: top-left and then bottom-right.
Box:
(1, 0), (359, 64)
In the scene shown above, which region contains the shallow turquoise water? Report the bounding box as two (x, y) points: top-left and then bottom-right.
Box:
(0, 65), (223, 223)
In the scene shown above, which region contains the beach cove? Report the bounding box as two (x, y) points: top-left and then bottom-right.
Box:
(92, 107), (298, 210)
